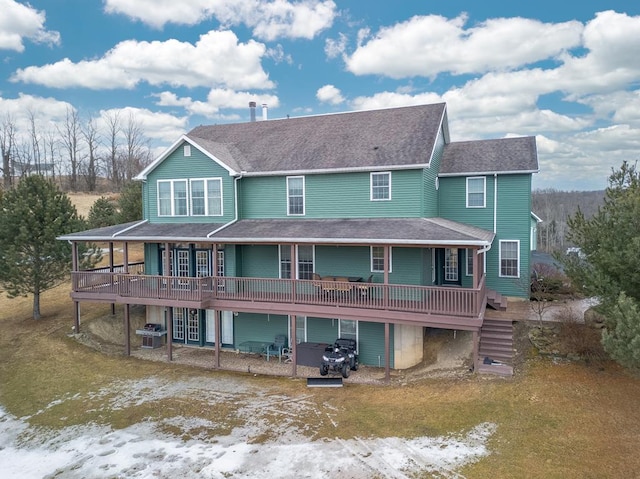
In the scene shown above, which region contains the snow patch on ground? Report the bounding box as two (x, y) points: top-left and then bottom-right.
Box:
(0, 375), (496, 478)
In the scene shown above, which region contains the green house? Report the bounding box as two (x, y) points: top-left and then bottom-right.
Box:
(60, 103), (538, 377)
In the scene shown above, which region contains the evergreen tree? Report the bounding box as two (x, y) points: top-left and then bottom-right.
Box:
(88, 196), (118, 228)
(117, 181), (142, 223)
(602, 293), (640, 370)
(0, 175), (86, 319)
(563, 161), (640, 368)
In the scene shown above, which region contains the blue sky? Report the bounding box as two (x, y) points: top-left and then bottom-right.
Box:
(1, 0), (640, 191)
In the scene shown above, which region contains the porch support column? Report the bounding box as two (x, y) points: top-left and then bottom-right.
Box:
(472, 249), (479, 288)
(123, 242), (129, 273)
(72, 242), (80, 333)
(124, 303), (130, 356)
(384, 322), (390, 382)
(290, 315), (297, 377)
(290, 244), (297, 302)
(214, 309), (221, 369)
(212, 243), (218, 292)
(472, 329), (480, 372)
(109, 242), (116, 315)
(383, 246), (390, 308)
(166, 307), (173, 361)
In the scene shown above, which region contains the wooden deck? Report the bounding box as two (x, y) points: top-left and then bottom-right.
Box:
(71, 272), (486, 328)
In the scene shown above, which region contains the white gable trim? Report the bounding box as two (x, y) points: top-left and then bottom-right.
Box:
(135, 135), (239, 180)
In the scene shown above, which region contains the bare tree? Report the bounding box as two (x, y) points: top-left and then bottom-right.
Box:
(27, 110), (43, 175)
(82, 117), (101, 191)
(104, 110), (122, 190)
(57, 107), (82, 191)
(0, 115), (17, 189)
(122, 112), (151, 182)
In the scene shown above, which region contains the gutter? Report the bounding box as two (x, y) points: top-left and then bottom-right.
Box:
(207, 171), (245, 238)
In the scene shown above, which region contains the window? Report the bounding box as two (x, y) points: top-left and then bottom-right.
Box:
(190, 178), (223, 216)
(287, 176), (305, 215)
(183, 144), (191, 157)
(295, 316), (307, 344)
(466, 248), (474, 276)
(500, 240), (520, 278)
(157, 179), (188, 216)
(371, 172), (391, 200)
(444, 248), (458, 282)
(195, 250), (211, 277)
(371, 246), (392, 273)
(280, 245), (315, 279)
(466, 177), (485, 208)
(338, 319), (358, 344)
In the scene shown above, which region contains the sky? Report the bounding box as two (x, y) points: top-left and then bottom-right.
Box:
(1, 1), (640, 191)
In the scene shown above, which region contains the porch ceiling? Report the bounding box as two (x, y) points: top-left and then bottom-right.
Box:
(59, 217), (494, 247)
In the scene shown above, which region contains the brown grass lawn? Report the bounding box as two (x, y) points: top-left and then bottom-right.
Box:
(0, 194), (639, 477)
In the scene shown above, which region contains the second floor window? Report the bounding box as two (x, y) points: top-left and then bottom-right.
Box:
(371, 172), (391, 200)
(371, 246), (392, 273)
(158, 179), (188, 216)
(280, 245), (314, 279)
(287, 176), (305, 215)
(190, 178), (223, 216)
(467, 177), (486, 207)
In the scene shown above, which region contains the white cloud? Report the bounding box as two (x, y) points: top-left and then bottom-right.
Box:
(97, 107), (188, 142)
(11, 30), (274, 90)
(344, 14), (583, 78)
(0, 93), (72, 134)
(103, 0), (337, 40)
(324, 32), (348, 59)
(0, 0), (60, 52)
(316, 84), (344, 105)
(154, 88), (280, 119)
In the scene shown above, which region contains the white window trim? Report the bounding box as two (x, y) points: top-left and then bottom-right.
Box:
(466, 248), (474, 277)
(189, 177), (223, 217)
(499, 240), (520, 278)
(338, 319), (359, 347)
(157, 179), (189, 217)
(183, 144), (191, 157)
(370, 246), (392, 273)
(279, 245), (315, 279)
(370, 171), (392, 201)
(466, 176), (486, 208)
(287, 176), (305, 216)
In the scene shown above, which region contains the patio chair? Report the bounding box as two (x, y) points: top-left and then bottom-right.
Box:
(356, 275), (374, 297)
(266, 334), (288, 361)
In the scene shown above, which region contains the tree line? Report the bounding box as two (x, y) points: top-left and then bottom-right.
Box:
(533, 188), (605, 253)
(0, 108), (152, 193)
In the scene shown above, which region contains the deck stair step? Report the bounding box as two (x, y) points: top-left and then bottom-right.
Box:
(486, 289), (508, 311)
(477, 318), (514, 376)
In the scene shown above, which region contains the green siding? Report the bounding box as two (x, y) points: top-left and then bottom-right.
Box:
(240, 170), (424, 219)
(438, 174), (532, 298)
(145, 141), (236, 224)
(233, 313), (289, 347)
(306, 317), (338, 344)
(423, 126), (445, 217)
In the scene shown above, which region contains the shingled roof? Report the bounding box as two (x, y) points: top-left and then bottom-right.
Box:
(185, 103), (447, 174)
(440, 136), (538, 176)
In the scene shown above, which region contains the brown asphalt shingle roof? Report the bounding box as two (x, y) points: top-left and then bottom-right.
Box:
(186, 103), (446, 173)
(440, 136), (538, 175)
(58, 217), (494, 246)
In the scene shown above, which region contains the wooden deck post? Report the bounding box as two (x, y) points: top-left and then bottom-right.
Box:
(472, 329), (480, 372)
(74, 301), (80, 334)
(166, 307), (173, 361)
(124, 303), (130, 356)
(291, 315), (297, 377)
(109, 242), (115, 315)
(214, 309), (220, 369)
(384, 322), (390, 382)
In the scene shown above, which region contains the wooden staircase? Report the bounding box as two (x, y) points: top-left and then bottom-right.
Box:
(486, 289), (507, 311)
(476, 318), (514, 376)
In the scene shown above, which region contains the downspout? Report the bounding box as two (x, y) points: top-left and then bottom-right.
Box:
(207, 171), (245, 238)
(493, 173), (498, 234)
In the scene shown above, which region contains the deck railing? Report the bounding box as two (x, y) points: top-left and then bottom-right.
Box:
(71, 272), (486, 318)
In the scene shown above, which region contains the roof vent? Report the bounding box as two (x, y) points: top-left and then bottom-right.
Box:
(249, 101), (257, 122)
(262, 103), (268, 121)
